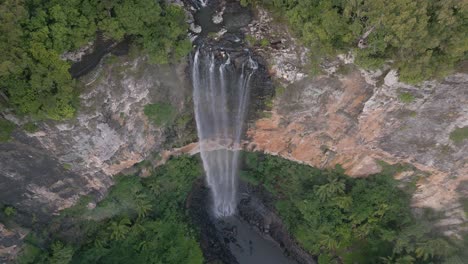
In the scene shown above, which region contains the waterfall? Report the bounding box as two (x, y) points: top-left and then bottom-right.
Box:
(192, 49), (257, 217)
(193, 0), (208, 8)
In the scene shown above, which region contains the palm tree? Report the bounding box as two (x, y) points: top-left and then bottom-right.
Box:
(108, 218), (131, 240)
(135, 193), (152, 218)
(316, 178), (345, 202)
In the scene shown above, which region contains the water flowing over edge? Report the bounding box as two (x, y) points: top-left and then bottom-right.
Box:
(191, 49), (258, 217)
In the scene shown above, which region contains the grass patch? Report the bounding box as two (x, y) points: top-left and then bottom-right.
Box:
(275, 85), (286, 97)
(245, 34), (258, 46)
(23, 122), (38, 133)
(260, 38), (270, 47)
(175, 113), (192, 128)
(245, 34), (270, 48)
(376, 160), (415, 177)
(460, 197), (468, 217)
(398, 92), (415, 103)
(450, 126), (468, 144)
(0, 118), (15, 142)
(260, 112), (273, 119)
(143, 103), (176, 126)
(335, 63), (355, 75)
(3, 206), (16, 217)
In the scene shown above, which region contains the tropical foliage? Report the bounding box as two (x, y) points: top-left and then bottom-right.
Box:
(16, 156), (203, 264)
(0, 0), (190, 120)
(144, 102), (176, 127)
(0, 118), (15, 141)
(16, 152), (466, 264)
(240, 152), (465, 263)
(242, 0), (468, 83)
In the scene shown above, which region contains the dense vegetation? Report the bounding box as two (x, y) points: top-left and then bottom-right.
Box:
(144, 102), (176, 126)
(0, 0), (190, 120)
(13, 152), (467, 264)
(449, 126), (468, 144)
(242, 0), (467, 83)
(240, 152), (466, 263)
(0, 118), (15, 142)
(16, 156), (203, 264)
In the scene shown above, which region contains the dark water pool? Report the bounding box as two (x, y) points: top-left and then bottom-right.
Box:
(218, 216), (298, 264)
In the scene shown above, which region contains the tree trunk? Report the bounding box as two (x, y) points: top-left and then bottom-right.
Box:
(358, 26), (375, 49)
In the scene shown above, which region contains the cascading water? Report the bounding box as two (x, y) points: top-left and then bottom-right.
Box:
(193, 0), (208, 9)
(192, 49), (258, 217)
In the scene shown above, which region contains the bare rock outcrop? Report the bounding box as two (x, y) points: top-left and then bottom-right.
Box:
(246, 70), (468, 235)
(240, 6), (468, 237)
(0, 55), (193, 224)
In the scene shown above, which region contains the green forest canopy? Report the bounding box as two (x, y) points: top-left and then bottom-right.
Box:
(242, 0), (468, 83)
(16, 156), (203, 264)
(240, 152), (467, 264)
(12, 153), (467, 264)
(0, 0), (190, 120)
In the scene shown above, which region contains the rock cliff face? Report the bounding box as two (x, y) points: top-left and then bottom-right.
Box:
(0, 55), (193, 224)
(1, 54), (195, 261)
(244, 7), (468, 236)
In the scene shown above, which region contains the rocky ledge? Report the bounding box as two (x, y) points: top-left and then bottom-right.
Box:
(187, 178), (315, 264)
(244, 7), (468, 237)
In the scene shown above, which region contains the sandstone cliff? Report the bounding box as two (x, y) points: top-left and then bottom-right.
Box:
(244, 7), (468, 237)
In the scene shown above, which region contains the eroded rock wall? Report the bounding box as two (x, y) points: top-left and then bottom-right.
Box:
(245, 7), (468, 236)
(0, 55), (193, 223)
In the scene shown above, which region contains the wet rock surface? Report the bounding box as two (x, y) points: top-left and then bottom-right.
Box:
(0, 134), (89, 226)
(187, 179), (238, 264)
(68, 33), (130, 78)
(189, 0), (274, 142)
(236, 182), (315, 264)
(243, 7), (309, 84)
(0, 224), (25, 263)
(187, 179), (315, 264)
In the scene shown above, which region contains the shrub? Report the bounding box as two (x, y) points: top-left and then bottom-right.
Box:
(23, 122), (38, 133)
(63, 164), (72, 170)
(0, 119), (15, 142)
(3, 206), (16, 217)
(143, 103), (176, 126)
(450, 126), (468, 144)
(398, 92), (415, 103)
(260, 38), (270, 47)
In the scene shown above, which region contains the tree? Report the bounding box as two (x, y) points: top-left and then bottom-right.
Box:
(49, 241), (74, 264)
(0, 0), (190, 120)
(0, 119), (15, 142)
(245, 0), (468, 83)
(315, 178), (345, 202)
(108, 218), (131, 240)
